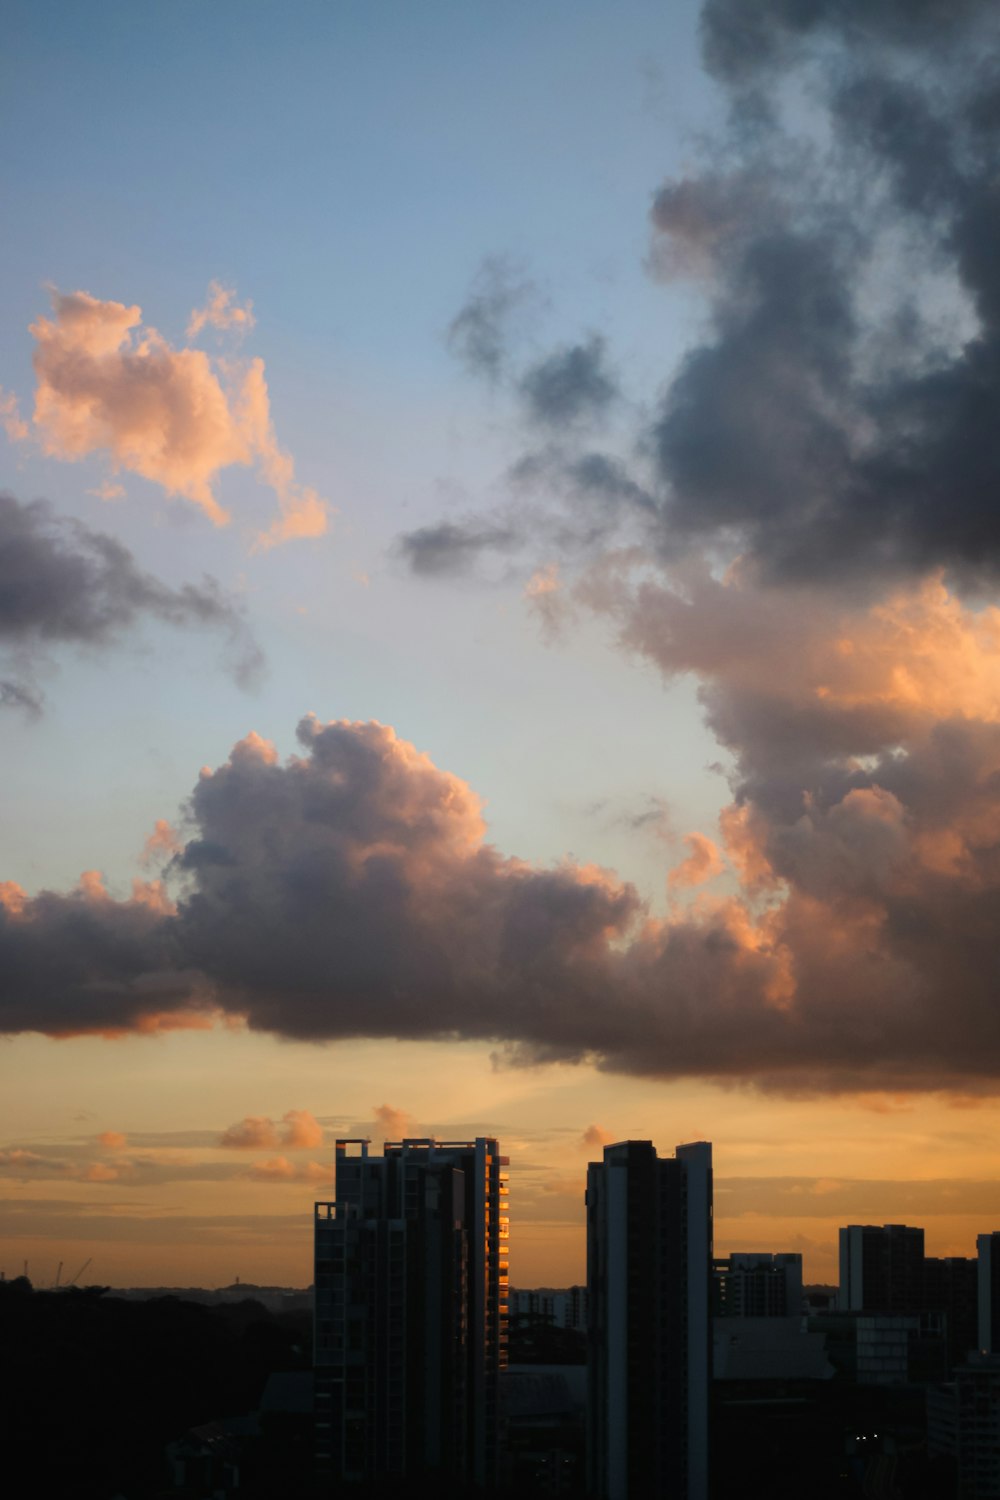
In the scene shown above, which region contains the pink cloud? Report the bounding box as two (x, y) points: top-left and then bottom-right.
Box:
(25, 286), (328, 543)
(221, 1115), (280, 1149)
(221, 1108), (323, 1150)
(668, 832), (725, 891)
(249, 1156), (331, 1185)
(372, 1104), (414, 1140)
(141, 819), (182, 868)
(187, 281), (255, 340)
(281, 1109), (323, 1148)
(0, 388), (28, 443)
(83, 1162), (118, 1182)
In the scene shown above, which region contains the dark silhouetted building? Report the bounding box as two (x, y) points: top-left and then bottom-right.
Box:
(929, 1352), (1000, 1498)
(314, 1136), (508, 1490)
(586, 1139), (712, 1500)
(713, 1252), (803, 1318)
(924, 1254), (979, 1370)
(978, 1233), (1000, 1355)
(839, 1224), (924, 1314)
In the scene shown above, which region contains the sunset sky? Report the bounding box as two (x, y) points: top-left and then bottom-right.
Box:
(4, 0), (1000, 1290)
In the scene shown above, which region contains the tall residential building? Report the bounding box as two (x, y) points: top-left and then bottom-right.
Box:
(713, 1252), (803, 1318)
(924, 1255), (979, 1370)
(978, 1233), (1000, 1354)
(586, 1139), (713, 1500)
(314, 1136), (509, 1490)
(838, 1224), (925, 1313)
(928, 1353), (1000, 1499)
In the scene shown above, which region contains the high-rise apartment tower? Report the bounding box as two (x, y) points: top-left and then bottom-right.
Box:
(314, 1136), (509, 1489)
(838, 1224), (925, 1313)
(586, 1139), (713, 1500)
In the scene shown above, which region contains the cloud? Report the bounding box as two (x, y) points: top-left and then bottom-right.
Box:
(88, 479), (126, 502)
(643, 1), (1000, 585)
(23, 286), (327, 545)
(97, 1131), (127, 1150)
(141, 821), (182, 868)
(220, 1108), (323, 1150)
(518, 336), (618, 428)
(372, 1103), (414, 1140)
(580, 1124), (612, 1151)
(84, 1161), (119, 1182)
(187, 281), (255, 340)
(220, 1115), (279, 1149)
(247, 1156), (330, 1185)
(413, 3), (1000, 593)
(282, 1109), (323, 1149)
(0, 388), (28, 443)
(447, 257), (534, 379)
(523, 562), (563, 639)
(667, 832), (725, 891)
(396, 519), (521, 578)
(9, 667), (1000, 1093)
(0, 491), (262, 708)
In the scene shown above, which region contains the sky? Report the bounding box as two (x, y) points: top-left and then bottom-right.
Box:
(3, 0), (1000, 1290)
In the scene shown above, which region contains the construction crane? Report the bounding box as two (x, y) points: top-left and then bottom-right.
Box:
(66, 1258), (92, 1287)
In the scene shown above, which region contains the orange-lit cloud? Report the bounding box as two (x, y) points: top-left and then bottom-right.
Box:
(0, 388), (28, 443)
(668, 831), (725, 891)
(187, 281), (255, 340)
(84, 1162), (119, 1182)
(580, 1124), (612, 1150)
(248, 1156), (331, 1184)
(220, 1109), (323, 1150)
(282, 1109), (323, 1148)
(23, 286), (328, 543)
(372, 1104), (414, 1140)
(141, 820), (182, 867)
(9, 647), (1000, 1094)
(88, 478), (125, 501)
(98, 1131), (127, 1149)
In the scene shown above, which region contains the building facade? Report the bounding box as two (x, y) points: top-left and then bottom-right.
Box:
(314, 1136), (508, 1489)
(978, 1234), (1000, 1355)
(586, 1139), (712, 1500)
(838, 1224), (925, 1314)
(713, 1252), (803, 1319)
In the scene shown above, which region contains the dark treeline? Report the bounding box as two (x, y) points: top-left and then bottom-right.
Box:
(0, 1277), (315, 1499)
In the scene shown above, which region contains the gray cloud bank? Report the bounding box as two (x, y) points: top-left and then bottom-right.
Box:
(405, 0), (1000, 589)
(0, 491), (262, 708)
(3, 707), (1000, 1095)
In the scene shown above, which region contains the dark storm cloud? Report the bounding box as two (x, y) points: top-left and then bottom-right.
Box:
(0, 492), (263, 704)
(5, 702), (1000, 1095)
(644, 0), (1000, 583)
(518, 336), (618, 427)
(419, 2), (1000, 587)
(699, 0), (991, 84)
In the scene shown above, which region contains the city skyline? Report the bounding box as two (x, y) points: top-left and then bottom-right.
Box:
(5, 0), (1000, 1292)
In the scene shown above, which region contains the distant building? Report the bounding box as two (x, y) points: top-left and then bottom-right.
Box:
(712, 1315), (834, 1381)
(978, 1234), (1000, 1354)
(314, 1137), (508, 1490)
(509, 1286), (588, 1333)
(586, 1139), (712, 1500)
(855, 1311), (948, 1385)
(928, 1353), (1000, 1498)
(838, 1224), (924, 1314)
(713, 1252), (803, 1318)
(924, 1255), (979, 1370)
